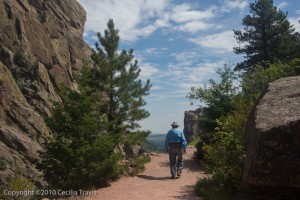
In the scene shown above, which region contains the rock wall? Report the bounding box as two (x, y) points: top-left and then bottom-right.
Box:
(0, 0), (91, 186)
(183, 108), (203, 142)
(243, 76), (300, 191)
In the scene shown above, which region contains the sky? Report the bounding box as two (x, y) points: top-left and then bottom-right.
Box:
(76, 0), (300, 134)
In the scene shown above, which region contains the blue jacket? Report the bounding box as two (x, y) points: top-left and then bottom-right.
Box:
(165, 128), (187, 150)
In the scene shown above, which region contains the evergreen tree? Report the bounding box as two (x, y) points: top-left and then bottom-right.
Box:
(83, 19), (151, 136)
(37, 19), (151, 190)
(37, 89), (123, 190)
(234, 0), (299, 71)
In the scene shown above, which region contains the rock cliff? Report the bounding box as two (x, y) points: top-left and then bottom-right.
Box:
(0, 0), (91, 186)
(183, 108), (203, 142)
(243, 76), (300, 192)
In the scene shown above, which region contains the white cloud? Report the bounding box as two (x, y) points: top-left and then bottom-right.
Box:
(77, 0), (170, 42)
(144, 48), (157, 54)
(78, 0), (236, 40)
(177, 21), (217, 33)
(289, 17), (300, 33)
(170, 5), (218, 34)
(171, 51), (198, 63)
(177, 82), (205, 91)
(139, 63), (161, 80)
(164, 59), (223, 93)
(171, 5), (216, 23)
(147, 91), (186, 101)
(142, 0), (170, 17)
(189, 30), (237, 53)
(277, 2), (288, 9)
(221, 0), (248, 12)
(151, 85), (162, 90)
(189, 62), (222, 80)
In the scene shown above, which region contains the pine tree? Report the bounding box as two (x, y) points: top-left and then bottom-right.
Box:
(84, 19), (151, 135)
(37, 89), (123, 190)
(37, 19), (151, 190)
(234, 0), (299, 71)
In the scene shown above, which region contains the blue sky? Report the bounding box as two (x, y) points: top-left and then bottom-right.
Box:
(76, 0), (300, 134)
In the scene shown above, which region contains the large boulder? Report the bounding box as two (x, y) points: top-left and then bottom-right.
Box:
(243, 76), (300, 191)
(183, 108), (203, 142)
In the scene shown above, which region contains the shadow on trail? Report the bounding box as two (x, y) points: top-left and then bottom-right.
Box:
(137, 175), (170, 181)
(172, 185), (200, 200)
(159, 155), (203, 172)
(159, 160), (170, 167)
(184, 158), (203, 172)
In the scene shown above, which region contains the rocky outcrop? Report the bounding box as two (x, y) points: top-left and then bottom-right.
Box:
(0, 0), (91, 186)
(243, 76), (300, 191)
(183, 108), (203, 142)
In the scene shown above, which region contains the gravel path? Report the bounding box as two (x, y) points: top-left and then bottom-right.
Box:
(85, 145), (206, 200)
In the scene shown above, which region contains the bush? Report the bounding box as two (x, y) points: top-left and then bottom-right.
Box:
(195, 178), (230, 200)
(242, 59), (300, 103)
(13, 52), (28, 67)
(37, 135), (122, 190)
(126, 154), (151, 176)
(203, 131), (244, 193)
(194, 138), (205, 161)
(287, 58), (300, 75)
(188, 137), (201, 146)
(0, 157), (6, 170)
(37, 90), (124, 190)
(2, 176), (35, 200)
(38, 134), (123, 190)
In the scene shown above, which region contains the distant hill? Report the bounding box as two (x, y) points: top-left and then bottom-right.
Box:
(143, 134), (166, 152)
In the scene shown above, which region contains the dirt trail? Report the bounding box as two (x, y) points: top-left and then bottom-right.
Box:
(85, 146), (206, 200)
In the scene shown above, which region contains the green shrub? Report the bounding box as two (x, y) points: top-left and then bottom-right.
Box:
(27, 0), (35, 6)
(242, 59), (300, 103)
(126, 154), (151, 176)
(195, 178), (230, 200)
(194, 138), (205, 161)
(188, 137), (201, 146)
(13, 52), (28, 67)
(0, 157), (6, 170)
(187, 64), (239, 133)
(37, 90), (124, 190)
(38, 133), (123, 190)
(190, 137), (206, 161)
(3, 176), (35, 200)
(38, 12), (46, 23)
(199, 95), (249, 196)
(287, 58), (300, 76)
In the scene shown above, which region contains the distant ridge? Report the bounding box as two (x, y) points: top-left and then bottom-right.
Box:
(150, 133), (166, 135)
(143, 134), (166, 152)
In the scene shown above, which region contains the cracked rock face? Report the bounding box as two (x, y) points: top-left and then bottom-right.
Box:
(183, 108), (203, 143)
(0, 0), (91, 186)
(243, 76), (300, 190)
